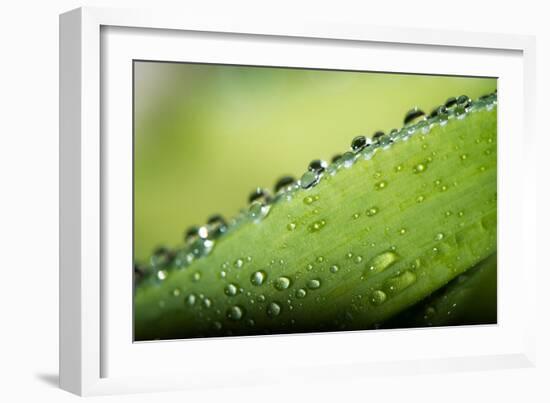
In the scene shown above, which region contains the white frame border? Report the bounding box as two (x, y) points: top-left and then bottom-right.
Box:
(59, 6), (537, 396)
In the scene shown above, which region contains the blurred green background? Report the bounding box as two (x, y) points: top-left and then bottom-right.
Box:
(134, 62), (496, 261)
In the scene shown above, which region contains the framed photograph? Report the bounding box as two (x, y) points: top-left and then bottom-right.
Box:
(60, 7), (536, 396)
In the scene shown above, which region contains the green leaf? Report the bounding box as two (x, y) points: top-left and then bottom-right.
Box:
(134, 94), (497, 340)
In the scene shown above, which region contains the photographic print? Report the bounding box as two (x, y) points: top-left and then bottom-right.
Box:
(133, 62), (497, 341)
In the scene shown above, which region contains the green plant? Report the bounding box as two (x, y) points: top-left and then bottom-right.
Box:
(134, 93), (497, 340)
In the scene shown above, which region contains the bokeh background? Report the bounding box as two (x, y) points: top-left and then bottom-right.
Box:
(134, 62), (496, 261)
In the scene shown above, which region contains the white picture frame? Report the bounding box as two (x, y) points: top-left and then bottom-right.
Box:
(59, 6), (537, 396)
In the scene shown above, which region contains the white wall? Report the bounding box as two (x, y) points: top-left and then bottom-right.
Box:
(0, 0), (548, 401)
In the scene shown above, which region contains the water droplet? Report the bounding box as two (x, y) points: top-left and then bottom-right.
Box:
(250, 270), (267, 286)
(394, 164), (403, 172)
(227, 305), (244, 321)
(404, 107), (426, 125)
(352, 212), (360, 219)
(458, 211), (464, 217)
(274, 276), (291, 290)
(434, 233), (444, 241)
(296, 288), (307, 298)
(157, 269), (167, 281)
(306, 278), (321, 290)
(286, 221), (297, 232)
(445, 97), (457, 108)
(185, 293), (196, 306)
(249, 201), (271, 221)
(331, 154), (342, 163)
(267, 302), (282, 317)
(274, 176), (295, 193)
(308, 159), (328, 175)
(416, 195), (425, 203)
(224, 283), (239, 296)
(219, 270), (227, 279)
(375, 181), (387, 190)
(206, 214), (227, 239)
(354, 255), (363, 264)
(249, 187), (271, 205)
(364, 251), (399, 276)
(257, 294), (266, 303)
(384, 271), (417, 295)
(460, 154), (468, 161)
(413, 163), (427, 173)
(366, 207), (379, 217)
(172, 288), (181, 297)
(399, 228), (407, 235)
(351, 135), (369, 152)
(203, 298), (212, 308)
(234, 258), (244, 268)
(329, 265), (339, 273)
(341, 151), (355, 168)
(300, 171), (319, 189)
(372, 131), (385, 142)
(308, 219), (327, 232)
(369, 290), (387, 306)
(191, 271), (201, 282)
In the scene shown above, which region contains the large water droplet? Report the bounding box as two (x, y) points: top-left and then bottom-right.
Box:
(341, 151), (355, 168)
(308, 159), (328, 174)
(274, 176), (295, 193)
(227, 305), (244, 321)
(364, 251), (399, 276)
(351, 135), (369, 152)
(206, 214), (227, 239)
(274, 276), (291, 290)
(248, 187), (271, 205)
(306, 278), (321, 290)
(369, 290), (387, 306)
(384, 270), (417, 295)
(404, 107), (426, 125)
(250, 270), (267, 286)
(300, 171), (319, 189)
(267, 302), (282, 317)
(224, 283), (239, 296)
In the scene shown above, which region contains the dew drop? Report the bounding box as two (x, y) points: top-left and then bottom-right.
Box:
(351, 135), (369, 152)
(300, 171), (319, 189)
(274, 176), (295, 193)
(330, 265), (339, 273)
(434, 233), (444, 241)
(352, 212), (361, 220)
(306, 278), (321, 290)
(341, 151), (355, 168)
(308, 159), (328, 175)
(203, 298), (212, 308)
(460, 154), (468, 161)
(206, 214), (227, 239)
(384, 270), (417, 295)
(248, 187), (271, 205)
(364, 251), (399, 276)
(369, 290), (387, 306)
(354, 255), (363, 264)
(296, 288), (307, 298)
(191, 271), (201, 282)
(413, 163), (427, 174)
(274, 276), (291, 291)
(375, 181), (387, 190)
(394, 164), (403, 173)
(399, 228), (407, 235)
(404, 107), (426, 125)
(171, 288), (181, 297)
(185, 293), (196, 306)
(157, 270), (167, 281)
(234, 258), (244, 268)
(224, 283), (239, 296)
(227, 305), (244, 321)
(366, 207), (379, 217)
(267, 302), (282, 317)
(287, 222), (297, 232)
(308, 219), (327, 233)
(416, 195), (425, 203)
(250, 270), (267, 286)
